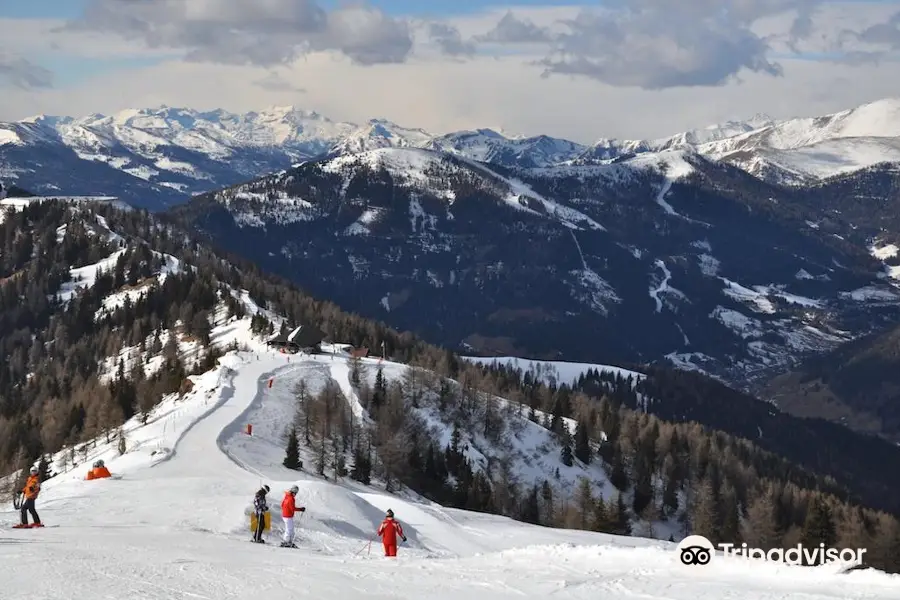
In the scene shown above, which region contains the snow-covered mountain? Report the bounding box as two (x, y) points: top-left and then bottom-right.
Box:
(173, 144), (900, 389)
(577, 113), (777, 162)
(6, 98), (900, 209)
(0, 106), (362, 208)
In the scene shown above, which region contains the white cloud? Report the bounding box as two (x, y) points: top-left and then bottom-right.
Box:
(1, 2), (900, 142)
(3, 49), (900, 143)
(0, 51), (53, 89)
(67, 0), (415, 66)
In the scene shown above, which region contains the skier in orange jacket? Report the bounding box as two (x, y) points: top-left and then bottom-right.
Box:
(15, 466), (42, 528)
(280, 485), (305, 548)
(377, 509), (406, 557)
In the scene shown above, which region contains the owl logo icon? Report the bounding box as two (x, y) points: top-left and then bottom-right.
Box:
(676, 535), (715, 566)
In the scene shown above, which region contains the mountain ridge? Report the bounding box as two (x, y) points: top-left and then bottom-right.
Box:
(5, 97), (900, 209)
(170, 144), (900, 389)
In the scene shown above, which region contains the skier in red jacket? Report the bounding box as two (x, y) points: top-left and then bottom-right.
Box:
(280, 485), (305, 548)
(377, 509), (406, 557)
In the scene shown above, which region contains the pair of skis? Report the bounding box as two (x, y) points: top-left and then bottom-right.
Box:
(11, 493), (49, 528)
(250, 538), (299, 548)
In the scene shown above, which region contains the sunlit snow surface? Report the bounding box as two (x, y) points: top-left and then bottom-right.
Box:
(1, 350), (898, 599)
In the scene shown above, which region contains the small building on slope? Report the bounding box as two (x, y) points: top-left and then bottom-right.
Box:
(266, 323), (326, 354)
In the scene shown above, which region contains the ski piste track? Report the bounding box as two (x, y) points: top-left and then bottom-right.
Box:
(2, 350), (900, 600)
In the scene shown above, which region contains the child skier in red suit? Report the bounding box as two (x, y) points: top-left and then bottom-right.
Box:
(377, 509), (406, 557)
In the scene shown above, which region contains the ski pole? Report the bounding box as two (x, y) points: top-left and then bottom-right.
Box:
(354, 533), (376, 556)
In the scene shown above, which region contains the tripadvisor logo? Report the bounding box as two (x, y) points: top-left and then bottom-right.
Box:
(676, 535), (866, 566)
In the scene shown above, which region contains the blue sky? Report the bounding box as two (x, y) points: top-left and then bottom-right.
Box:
(0, 0), (599, 20)
(2, 0), (84, 19)
(5, 0), (899, 19)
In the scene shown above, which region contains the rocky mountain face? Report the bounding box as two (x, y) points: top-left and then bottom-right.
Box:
(170, 146), (900, 390)
(6, 98), (900, 210)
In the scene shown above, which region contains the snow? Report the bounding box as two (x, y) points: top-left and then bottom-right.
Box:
(741, 137), (900, 181)
(697, 253), (721, 276)
(711, 306), (764, 338)
(649, 259), (675, 312)
(463, 355), (644, 387)
(57, 248), (127, 302)
(871, 243), (899, 260)
(839, 286), (900, 302)
(320, 147), (605, 231)
(0, 196), (125, 219)
(720, 277), (777, 313)
(3, 344), (896, 599)
(622, 149), (696, 180)
(567, 230), (620, 314)
(751, 284), (823, 308)
(0, 127), (24, 146)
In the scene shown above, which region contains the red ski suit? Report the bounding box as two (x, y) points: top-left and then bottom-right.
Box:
(377, 517), (404, 557)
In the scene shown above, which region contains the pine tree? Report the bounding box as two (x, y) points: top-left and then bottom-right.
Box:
(801, 496), (837, 564)
(283, 427), (301, 470)
(593, 495), (611, 533)
(609, 445), (628, 491)
(117, 428), (126, 455)
(350, 442), (372, 485)
(576, 477), (594, 530)
(293, 379), (312, 446)
(540, 479), (555, 525)
(718, 480), (741, 544)
(610, 494), (632, 535)
(37, 454), (52, 480)
(560, 444), (574, 467)
(371, 367), (387, 411)
(661, 454), (680, 516)
(521, 485), (541, 525)
(349, 356), (363, 388)
(574, 419), (591, 464)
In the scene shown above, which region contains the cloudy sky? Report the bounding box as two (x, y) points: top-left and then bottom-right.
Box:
(2, 0), (900, 142)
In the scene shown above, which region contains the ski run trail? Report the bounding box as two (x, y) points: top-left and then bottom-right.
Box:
(1, 347), (898, 600)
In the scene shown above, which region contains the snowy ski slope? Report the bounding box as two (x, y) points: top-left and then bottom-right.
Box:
(1, 348), (898, 599)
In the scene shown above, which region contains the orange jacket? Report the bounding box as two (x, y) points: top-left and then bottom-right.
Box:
(377, 517), (404, 545)
(23, 474), (40, 500)
(281, 492), (305, 518)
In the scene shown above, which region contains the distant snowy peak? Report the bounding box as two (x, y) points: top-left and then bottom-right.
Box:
(425, 130), (588, 168)
(576, 98), (900, 183)
(327, 119), (434, 155)
(578, 113), (779, 163)
(702, 98), (900, 156)
(6, 97), (900, 210)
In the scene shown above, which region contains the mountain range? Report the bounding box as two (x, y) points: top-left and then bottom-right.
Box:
(5, 98), (900, 209)
(5, 98), (900, 401)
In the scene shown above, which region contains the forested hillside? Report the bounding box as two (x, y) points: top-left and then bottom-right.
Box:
(763, 321), (900, 441)
(2, 198), (900, 572)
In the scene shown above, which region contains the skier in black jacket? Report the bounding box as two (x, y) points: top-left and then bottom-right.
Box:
(252, 485), (270, 543)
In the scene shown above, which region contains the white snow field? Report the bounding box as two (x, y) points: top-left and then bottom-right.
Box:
(2, 349), (899, 599)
